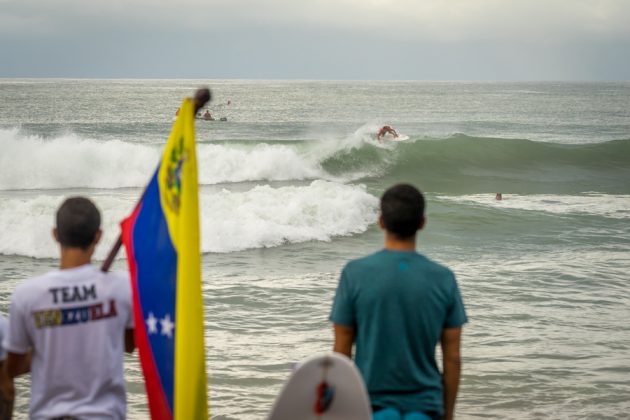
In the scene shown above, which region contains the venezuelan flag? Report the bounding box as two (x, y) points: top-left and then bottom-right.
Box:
(121, 97), (208, 419)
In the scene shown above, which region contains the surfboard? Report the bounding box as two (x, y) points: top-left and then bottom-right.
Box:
(196, 117), (228, 121)
(389, 134), (410, 141)
(268, 353), (372, 420)
(376, 133), (409, 142)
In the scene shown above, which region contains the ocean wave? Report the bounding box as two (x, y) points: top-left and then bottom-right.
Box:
(322, 133), (630, 194)
(3, 127), (629, 194)
(199, 180), (378, 253)
(0, 128), (161, 190)
(0, 181), (379, 258)
(438, 193), (630, 219)
(0, 128), (343, 190)
(197, 143), (324, 184)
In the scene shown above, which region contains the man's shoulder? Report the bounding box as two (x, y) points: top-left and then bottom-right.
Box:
(97, 270), (132, 300)
(417, 254), (455, 276)
(413, 256), (458, 291)
(345, 251), (384, 270)
(13, 267), (130, 300)
(14, 270), (59, 296)
(102, 270), (130, 285)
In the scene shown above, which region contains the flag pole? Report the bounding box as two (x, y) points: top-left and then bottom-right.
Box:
(101, 87), (211, 272)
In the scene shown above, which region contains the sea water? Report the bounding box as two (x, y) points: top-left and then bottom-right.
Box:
(0, 80), (629, 419)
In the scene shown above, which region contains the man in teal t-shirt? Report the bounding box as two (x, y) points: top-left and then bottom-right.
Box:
(330, 184), (467, 420)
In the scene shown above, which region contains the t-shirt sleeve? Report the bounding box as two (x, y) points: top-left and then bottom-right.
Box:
(445, 276), (468, 329)
(329, 267), (355, 327)
(5, 289), (32, 354)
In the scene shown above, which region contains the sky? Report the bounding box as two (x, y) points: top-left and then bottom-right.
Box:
(1, 0), (629, 80)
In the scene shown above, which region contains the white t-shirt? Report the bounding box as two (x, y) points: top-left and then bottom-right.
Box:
(4, 264), (134, 420)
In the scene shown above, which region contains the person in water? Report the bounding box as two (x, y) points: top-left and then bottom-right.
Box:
(330, 184), (467, 420)
(202, 110), (214, 120)
(377, 125), (399, 140)
(495, 193), (503, 201)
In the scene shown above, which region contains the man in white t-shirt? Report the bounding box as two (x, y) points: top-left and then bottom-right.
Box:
(3, 197), (135, 420)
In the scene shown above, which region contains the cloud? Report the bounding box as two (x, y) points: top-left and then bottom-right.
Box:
(264, 0), (630, 43)
(3, 0), (630, 42)
(0, 2), (55, 36)
(1, 0), (629, 79)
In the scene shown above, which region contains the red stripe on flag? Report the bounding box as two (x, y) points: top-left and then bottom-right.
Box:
(121, 205), (172, 420)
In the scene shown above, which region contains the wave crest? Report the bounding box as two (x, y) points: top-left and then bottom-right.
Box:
(0, 181), (379, 258)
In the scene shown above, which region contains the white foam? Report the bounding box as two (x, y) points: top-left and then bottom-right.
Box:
(0, 193), (134, 260)
(0, 181), (379, 258)
(197, 143), (324, 184)
(0, 128), (362, 190)
(201, 180), (378, 253)
(0, 128), (161, 190)
(440, 193), (630, 219)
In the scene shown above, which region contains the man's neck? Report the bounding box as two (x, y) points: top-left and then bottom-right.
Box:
(59, 247), (92, 270)
(383, 233), (416, 252)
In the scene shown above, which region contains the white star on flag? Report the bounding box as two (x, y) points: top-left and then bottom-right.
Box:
(146, 312), (158, 334)
(160, 313), (175, 338)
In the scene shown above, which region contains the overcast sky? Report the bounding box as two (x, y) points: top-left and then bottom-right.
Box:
(1, 0), (629, 80)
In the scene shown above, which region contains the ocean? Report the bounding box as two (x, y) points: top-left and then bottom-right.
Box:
(1, 79), (629, 419)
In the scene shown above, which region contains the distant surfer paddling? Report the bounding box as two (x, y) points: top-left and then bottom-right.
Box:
(377, 125), (399, 141)
(202, 110), (214, 121)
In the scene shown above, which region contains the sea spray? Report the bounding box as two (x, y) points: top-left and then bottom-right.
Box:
(0, 124), (402, 190)
(197, 143), (324, 184)
(0, 128), (161, 190)
(200, 181), (378, 253)
(0, 181), (379, 258)
(0, 193), (133, 259)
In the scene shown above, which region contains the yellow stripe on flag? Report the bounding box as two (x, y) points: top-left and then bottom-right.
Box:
(158, 98), (209, 419)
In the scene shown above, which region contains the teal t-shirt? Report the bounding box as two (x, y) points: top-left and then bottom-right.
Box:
(330, 249), (467, 415)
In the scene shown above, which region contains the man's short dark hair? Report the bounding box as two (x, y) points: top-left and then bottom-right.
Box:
(56, 197), (101, 249)
(380, 184), (425, 239)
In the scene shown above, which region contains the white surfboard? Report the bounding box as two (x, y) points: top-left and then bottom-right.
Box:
(376, 133), (409, 142)
(268, 353), (372, 420)
(389, 134), (410, 141)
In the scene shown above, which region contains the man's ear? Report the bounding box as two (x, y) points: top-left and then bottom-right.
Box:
(94, 229), (102, 245)
(418, 217), (427, 231)
(52, 228), (59, 243)
(378, 214), (386, 230)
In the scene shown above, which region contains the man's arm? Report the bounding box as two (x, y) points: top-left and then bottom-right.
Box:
(0, 361), (14, 418)
(5, 352), (31, 381)
(0, 360), (14, 404)
(125, 329), (135, 354)
(332, 324), (355, 358)
(441, 327), (462, 420)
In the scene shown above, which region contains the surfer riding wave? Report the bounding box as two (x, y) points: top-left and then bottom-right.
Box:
(377, 125), (399, 141)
